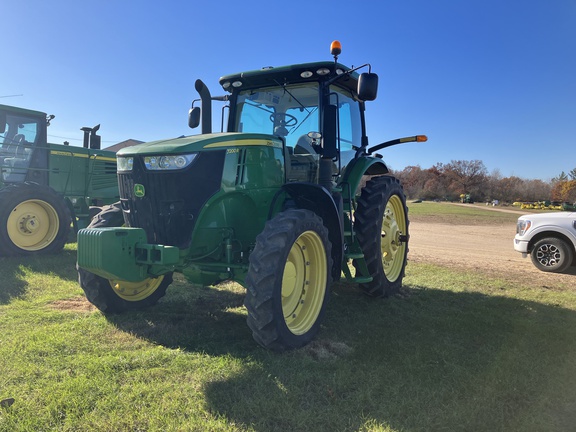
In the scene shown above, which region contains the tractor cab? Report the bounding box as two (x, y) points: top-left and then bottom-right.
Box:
(190, 44), (379, 190)
(0, 105), (48, 185)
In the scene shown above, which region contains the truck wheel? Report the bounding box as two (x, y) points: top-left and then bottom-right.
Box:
(354, 175), (409, 297)
(245, 209), (333, 351)
(0, 183), (71, 255)
(530, 237), (574, 273)
(77, 202), (173, 313)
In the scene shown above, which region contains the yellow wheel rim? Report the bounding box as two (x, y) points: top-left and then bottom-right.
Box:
(381, 195), (407, 282)
(109, 276), (164, 301)
(7, 199), (60, 251)
(281, 231), (327, 335)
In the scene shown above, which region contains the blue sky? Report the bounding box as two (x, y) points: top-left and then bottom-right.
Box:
(2, 0), (575, 180)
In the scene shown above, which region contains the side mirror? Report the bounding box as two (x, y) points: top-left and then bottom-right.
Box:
(0, 111), (6, 134)
(358, 72), (378, 101)
(188, 106), (201, 129)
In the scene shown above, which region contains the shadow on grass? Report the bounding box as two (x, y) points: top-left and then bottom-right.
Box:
(0, 248), (78, 304)
(106, 279), (576, 431)
(106, 282), (253, 355)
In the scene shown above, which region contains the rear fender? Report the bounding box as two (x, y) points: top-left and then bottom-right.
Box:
(340, 157), (389, 200)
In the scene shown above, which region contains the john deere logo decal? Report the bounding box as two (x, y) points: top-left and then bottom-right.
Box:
(134, 184), (145, 198)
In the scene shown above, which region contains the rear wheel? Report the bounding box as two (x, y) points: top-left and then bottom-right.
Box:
(0, 183), (70, 256)
(77, 202), (172, 313)
(354, 176), (409, 297)
(530, 237), (574, 273)
(245, 209), (332, 351)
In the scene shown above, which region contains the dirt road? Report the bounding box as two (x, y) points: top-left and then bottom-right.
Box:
(407, 208), (576, 286)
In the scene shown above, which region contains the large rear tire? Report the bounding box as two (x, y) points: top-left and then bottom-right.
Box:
(77, 202), (173, 313)
(354, 176), (409, 297)
(245, 209), (333, 351)
(0, 183), (71, 256)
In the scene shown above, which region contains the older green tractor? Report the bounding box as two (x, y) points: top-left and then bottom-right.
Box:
(0, 104), (119, 255)
(77, 41), (426, 351)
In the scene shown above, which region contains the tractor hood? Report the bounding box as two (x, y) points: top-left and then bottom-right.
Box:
(117, 132), (283, 156)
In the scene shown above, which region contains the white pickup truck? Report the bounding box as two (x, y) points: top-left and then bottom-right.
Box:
(514, 212), (576, 273)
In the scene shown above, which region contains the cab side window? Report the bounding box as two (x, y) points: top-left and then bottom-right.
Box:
(329, 86), (362, 151)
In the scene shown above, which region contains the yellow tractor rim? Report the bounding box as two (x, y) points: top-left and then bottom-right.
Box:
(381, 195), (407, 282)
(281, 231), (327, 335)
(7, 199), (60, 251)
(109, 276), (165, 301)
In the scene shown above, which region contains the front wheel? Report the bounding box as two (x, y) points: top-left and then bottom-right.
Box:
(77, 202), (173, 313)
(530, 237), (574, 273)
(245, 209), (333, 351)
(354, 176), (409, 297)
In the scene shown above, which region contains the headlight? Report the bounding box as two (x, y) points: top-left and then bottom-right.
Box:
(516, 220), (532, 236)
(117, 156), (133, 172)
(144, 154), (197, 170)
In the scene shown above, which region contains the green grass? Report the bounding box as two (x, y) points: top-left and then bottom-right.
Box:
(407, 201), (521, 225)
(1, 205), (575, 431)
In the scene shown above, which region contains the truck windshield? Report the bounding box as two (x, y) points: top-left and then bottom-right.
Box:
(234, 83), (320, 150)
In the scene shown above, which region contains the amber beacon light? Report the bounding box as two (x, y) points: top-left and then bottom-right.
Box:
(330, 40), (342, 61)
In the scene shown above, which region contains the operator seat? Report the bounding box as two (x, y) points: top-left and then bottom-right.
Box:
(1, 134), (30, 182)
(12, 134), (26, 154)
(0, 134), (25, 162)
(294, 134), (316, 154)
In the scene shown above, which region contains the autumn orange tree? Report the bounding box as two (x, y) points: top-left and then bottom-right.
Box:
(551, 180), (576, 203)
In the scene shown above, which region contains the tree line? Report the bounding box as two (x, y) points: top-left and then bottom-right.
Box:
(392, 160), (576, 204)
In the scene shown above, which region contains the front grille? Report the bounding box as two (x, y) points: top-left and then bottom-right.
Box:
(118, 150), (226, 248)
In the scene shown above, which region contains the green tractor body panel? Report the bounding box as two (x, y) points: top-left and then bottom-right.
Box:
(48, 144), (119, 226)
(81, 132), (289, 285)
(0, 103), (120, 254)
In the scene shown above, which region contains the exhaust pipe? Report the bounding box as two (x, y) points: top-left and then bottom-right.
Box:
(80, 124), (102, 149)
(195, 79), (212, 134)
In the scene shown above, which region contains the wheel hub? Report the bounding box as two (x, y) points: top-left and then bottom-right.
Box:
(109, 276), (164, 301)
(281, 231), (327, 335)
(380, 195), (407, 282)
(7, 200), (59, 250)
(19, 214), (40, 234)
(536, 244), (560, 266)
(382, 208), (402, 260)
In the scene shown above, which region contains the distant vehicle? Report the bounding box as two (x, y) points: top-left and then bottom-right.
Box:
(514, 212), (576, 273)
(0, 104), (119, 256)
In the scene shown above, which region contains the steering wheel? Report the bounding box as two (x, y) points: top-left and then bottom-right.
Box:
(269, 112), (298, 127)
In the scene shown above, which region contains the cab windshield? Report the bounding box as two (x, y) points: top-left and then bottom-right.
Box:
(234, 83), (319, 151)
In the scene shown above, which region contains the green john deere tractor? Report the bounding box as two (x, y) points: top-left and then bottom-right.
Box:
(77, 41), (427, 351)
(0, 104), (119, 255)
